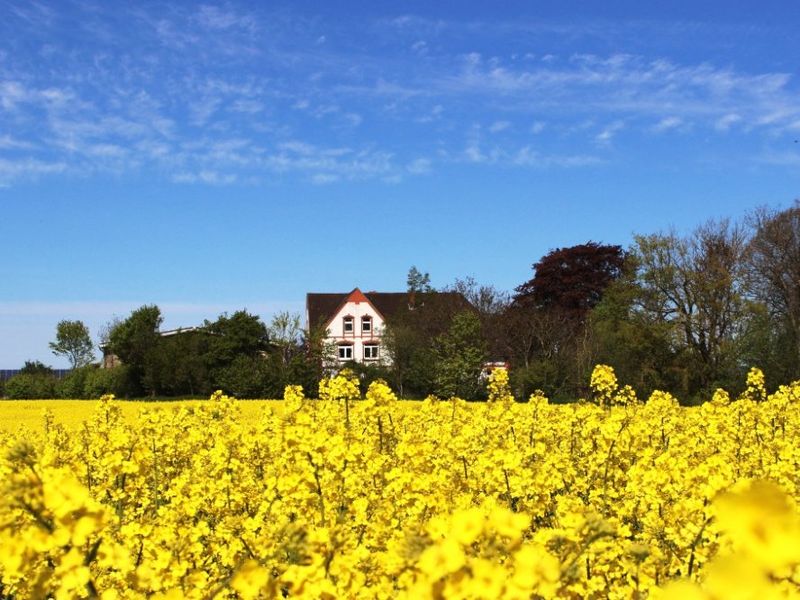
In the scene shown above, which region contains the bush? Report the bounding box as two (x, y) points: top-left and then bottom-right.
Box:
(4, 373), (57, 399)
(56, 366), (92, 398)
(83, 366), (131, 398)
(215, 355), (270, 398)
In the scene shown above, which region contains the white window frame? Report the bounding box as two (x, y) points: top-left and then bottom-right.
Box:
(363, 344), (379, 360)
(338, 345), (353, 360)
(343, 316), (354, 333)
(361, 316), (372, 333)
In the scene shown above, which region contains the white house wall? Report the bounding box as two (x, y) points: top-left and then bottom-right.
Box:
(326, 300), (388, 364)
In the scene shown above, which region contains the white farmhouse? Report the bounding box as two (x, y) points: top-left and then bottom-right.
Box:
(306, 288), (401, 364)
(306, 287), (473, 366)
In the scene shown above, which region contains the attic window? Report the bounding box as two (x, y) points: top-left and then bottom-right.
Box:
(343, 316), (354, 333)
(361, 316), (372, 333)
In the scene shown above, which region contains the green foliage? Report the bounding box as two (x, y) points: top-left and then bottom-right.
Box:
(407, 265), (432, 293)
(19, 360), (54, 376)
(83, 366), (131, 398)
(205, 310), (269, 365)
(509, 359), (564, 402)
(339, 360), (394, 395)
(215, 355), (271, 398)
(433, 311), (487, 400)
(108, 305), (163, 395)
(153, 331), (211, 396)
(55, 365), (91, 398)
(49, 319), (95, 368)
(4, 373), (57, 399)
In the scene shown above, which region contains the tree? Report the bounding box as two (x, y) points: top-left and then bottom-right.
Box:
(383, 291), (474, 397)
(634, 219), (748, 395)
(108, 305), (163, 395)
(506, 242), (625, 399)
(445, 276), (510, 361)
(203, 310), (270, 392)
(19, 360), (54, 376)
(746, 202), (800, 378)
(269, 311), (302, 368)
(6, 360), (57, 398)
(49, 319), (95, 368)
(513, 242), (625, 318)
(407, 265), (433, 293)
(588, 258), (685, 398)
(205, 310), (269, 366)
(433, 311), (487, 400)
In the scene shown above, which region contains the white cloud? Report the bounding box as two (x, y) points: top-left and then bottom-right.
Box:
(715, 113), (742, 131)
(652, 116), (684, 133)
(189, 96), (222, 126)
(513, 146), (601, 168)
(0, 134), (35, 149)
(464, 141), (486, 163)
(595, 120), (625, 145)
(489, 120), (511, 133)
(230, 99), (264, 114)
(311, 173), (340, 184)
(530, 121), (545, 134)
(194, 5), (256, 32)
(173, 170), (238, 185)
(407, 157), (432, 174)
(0, 158), (66, 185)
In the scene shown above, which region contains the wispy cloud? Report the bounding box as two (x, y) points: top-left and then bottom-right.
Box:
(1, 4), (798, 188)
(715, 113), (742, 131)
(407, 157), (432, 174)
(652, 116), (684, 133)
(489, 120), (511, 133)
(595, 120), (625, 145)
(0, 158), (66, 186)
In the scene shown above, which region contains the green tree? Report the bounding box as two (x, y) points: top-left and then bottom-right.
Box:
(634, 219), (748, 397)
(49, 319), (95, 368)
(407, 265), (433, 293)
(108, 305), (163, 395)
(19, 360), (54, 376)
(588, 260), (686, 399)
(6, 361), (57, 398)
(433, 311), (487, 400)
(154, 330), (211, 396)
(384, 292), (473, 397)
(204, 310), (269, 390)
(746, 202), (800, 381)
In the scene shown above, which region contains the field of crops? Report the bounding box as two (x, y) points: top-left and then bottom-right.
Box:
(1, 367), (799, 599)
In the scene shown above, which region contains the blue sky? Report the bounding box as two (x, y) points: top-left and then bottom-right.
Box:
(1, 0), (800, 367)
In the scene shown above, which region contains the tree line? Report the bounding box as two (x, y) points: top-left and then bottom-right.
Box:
(4, 202), (799, 403)
(383, 202), (800, 403)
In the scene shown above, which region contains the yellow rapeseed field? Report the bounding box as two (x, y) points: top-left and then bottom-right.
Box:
(0, 400), (276, 433)
(1, 366), (799, 599)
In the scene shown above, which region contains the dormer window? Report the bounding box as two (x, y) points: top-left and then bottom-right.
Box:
(343, 316), (354, 333)
(361, 316), (372, 333)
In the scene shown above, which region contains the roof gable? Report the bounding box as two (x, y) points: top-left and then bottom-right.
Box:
(306, 289), (472, 330)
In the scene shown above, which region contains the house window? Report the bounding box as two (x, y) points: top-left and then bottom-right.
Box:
(343, 316), (354, 333)
(361, 316), (372, 333)
(338, 345), (353, 360)
(364, 344), (379, 360)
